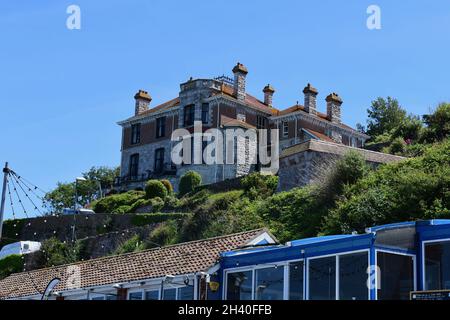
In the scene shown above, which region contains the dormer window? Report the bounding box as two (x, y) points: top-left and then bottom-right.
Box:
(131, 123), (141, 145)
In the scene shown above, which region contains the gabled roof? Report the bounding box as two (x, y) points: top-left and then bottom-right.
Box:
(221, 115), (256, 129)
(217, 84), (278, 115)
(302, 128), (335, 143)
(0, 229), (273, 300)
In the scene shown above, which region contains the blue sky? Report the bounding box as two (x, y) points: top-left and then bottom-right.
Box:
(1, 0), (450, 219)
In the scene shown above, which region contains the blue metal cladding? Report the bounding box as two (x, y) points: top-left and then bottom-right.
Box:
(218, 220), (450, 300)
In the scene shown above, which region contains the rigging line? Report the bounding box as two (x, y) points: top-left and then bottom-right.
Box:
(10, 172), (43, 216)
(13, 173), (49, 207)
(10, 171), (48, 194)
(6, 176), (17, 220)
(9, 173), (29, 218)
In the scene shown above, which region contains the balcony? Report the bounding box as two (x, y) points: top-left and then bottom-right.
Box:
(114, 164), (177, 187)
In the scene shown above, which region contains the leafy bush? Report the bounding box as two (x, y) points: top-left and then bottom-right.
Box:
(145, 180), (168, 200)
(114, 205), (133, 214)
(38, 238), (81, 267)
(179, 171), (202, 196)
(0, 254), (23, 280)
(114, 235), (145, 255)
(160, 179), (174, 194)
(316, 151), (369, 203)
(321, 140), (450, 235)
(131, 213), (191, 227)
(241, 173), (279, 200)
(150, 197), (164, 212)
(145, 220), (179, 248)
(92, 191), (145, 213)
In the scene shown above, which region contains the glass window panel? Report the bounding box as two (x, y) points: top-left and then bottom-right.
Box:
(162, 288), (177, 300)
(309, 256), (336, 300)
(105, 295), (117, 300)
(128, 292), (143, 300)
(145, 290), (159, 300)
(377, 251), (414, 300)
(289, 261), (304, 300)
(178, 286), (194, 300)
(255, 267), (284, 300)
(91, 296), (104, 301)
(425, 241), (450, 290)
(226, 271), (253, 300)
(339, 252), (369, 300)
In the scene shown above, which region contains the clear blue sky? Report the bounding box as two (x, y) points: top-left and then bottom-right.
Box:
(1, 0), (449, 219)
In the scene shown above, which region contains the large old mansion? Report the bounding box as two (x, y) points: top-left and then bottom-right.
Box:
(115, 63), (402, 191)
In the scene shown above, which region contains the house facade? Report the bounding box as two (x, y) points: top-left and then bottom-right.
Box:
(115, 62), (373, 191)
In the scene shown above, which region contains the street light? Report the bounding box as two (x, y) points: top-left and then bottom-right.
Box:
(72, 177), (87, 243)
(74, 177), (87, 211)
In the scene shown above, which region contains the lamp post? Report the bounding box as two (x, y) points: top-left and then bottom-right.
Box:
(72, 177), (87, 243)
(74, 177), (87, 211)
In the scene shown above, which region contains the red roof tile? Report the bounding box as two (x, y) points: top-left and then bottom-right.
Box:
(0, 229), (271, 300)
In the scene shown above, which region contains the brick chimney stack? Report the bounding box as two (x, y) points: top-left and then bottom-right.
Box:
(326, 92), (343, 124)
(303, 83), (318, 115)
(134, 90), (152, 116)
(232, 62), (248, 101)
(263, 84), (275, 107)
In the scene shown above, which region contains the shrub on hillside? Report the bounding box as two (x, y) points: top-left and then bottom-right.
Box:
(160, 179), (174, 194)
(38, 238), (80, 267)
(0, 254), (22, 280)
(114, 235), (145, 255)
(179, 171), (202, 196)
(92, 191), (144, 213)
(241, 173), (279, 200)
(145, 220), (179, 248)
(145, 180), (168, 200)
(315, 151), (369, 203)
(322, 140), (450, 235)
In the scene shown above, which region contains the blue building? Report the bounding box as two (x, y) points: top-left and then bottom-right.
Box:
(219, 220), (450, 300)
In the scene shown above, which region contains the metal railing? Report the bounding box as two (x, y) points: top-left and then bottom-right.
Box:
(114, 165), (177, 187)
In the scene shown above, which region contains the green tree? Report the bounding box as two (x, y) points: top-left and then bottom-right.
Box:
(366, 97), (407, 137)
(44, 166), (119, 214)
(422, 103), (450, 142)
(0, 255), (23, 280)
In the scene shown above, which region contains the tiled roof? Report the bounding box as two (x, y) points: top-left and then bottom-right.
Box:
(280, 139), (406, 163)
(218, 84), (278, 115)
(302, 128), (335, 143)
(0, 229), (270, 300)
(221, 115), (256, 129)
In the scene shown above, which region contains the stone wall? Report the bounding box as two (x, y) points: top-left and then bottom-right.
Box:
(278, 140), (405, 191)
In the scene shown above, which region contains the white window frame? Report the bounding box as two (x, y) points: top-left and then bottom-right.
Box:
(306, 249), (371, 301)
(282, 122), (289, 138)
(223, 258), (309, 301)
(374, 248), (417, 300)
(421, 238), (450, 291)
